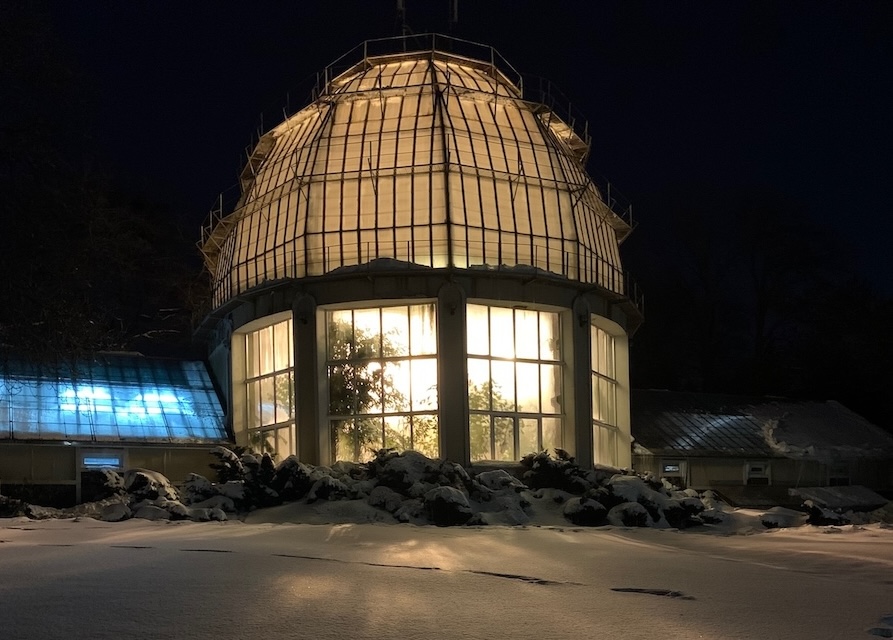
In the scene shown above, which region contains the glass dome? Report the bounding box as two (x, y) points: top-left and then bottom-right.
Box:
(202, 34), (633, 308)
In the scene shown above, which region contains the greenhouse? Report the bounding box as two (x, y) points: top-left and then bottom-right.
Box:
(199, 34), (642, 469)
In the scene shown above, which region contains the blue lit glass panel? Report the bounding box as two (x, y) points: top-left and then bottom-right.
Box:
(0, 358), (226, 443)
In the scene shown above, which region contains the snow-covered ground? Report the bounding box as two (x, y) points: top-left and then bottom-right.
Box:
(1, 514), (891, 639)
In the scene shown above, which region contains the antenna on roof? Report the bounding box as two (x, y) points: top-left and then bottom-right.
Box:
(396, 0), (410, 36)
(448, 0), (458, 33)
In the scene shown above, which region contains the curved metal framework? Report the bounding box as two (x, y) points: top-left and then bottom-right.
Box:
(201, 34), (633, 309)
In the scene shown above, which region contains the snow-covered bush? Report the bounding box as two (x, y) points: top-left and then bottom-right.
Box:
(209, 446), (246, 483)
(270, 456), (318, 501)
(563, 497), (608, 526)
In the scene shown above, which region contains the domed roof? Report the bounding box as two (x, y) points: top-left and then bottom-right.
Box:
(202, 35), (632, 308)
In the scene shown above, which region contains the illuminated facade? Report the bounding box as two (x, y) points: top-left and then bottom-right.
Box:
(200, 35), (642, 468)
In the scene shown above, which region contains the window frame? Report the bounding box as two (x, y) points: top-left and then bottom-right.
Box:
(232, 312), (296, 460)
(466, 302), (565, 462)
(323, 302), (440, 462)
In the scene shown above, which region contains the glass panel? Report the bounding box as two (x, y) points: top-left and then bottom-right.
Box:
(595, 425), (618, 467)
(598, 329), (608, 374)
(515, 310), (539, 359)
(412, 414), (439, 457)
(361, 362), (383, 413)
(516, 362), (540, 412)
(247, 429), (263, 454)
(409, 303), (437, 355)
(328, 365), (348, 415)
(357, 417), (382, 462)
(539, 312), (561, 360)
(258, 326), (274, 374)
(259, 430), (278, 456)
(541, 364), (561, 414)
(273, 320), (292, 370)
(260, 377), (275, 426)
(490, 361), (515, 411)
(467, 359), (490, 410)
(333, 419), (355, 462)
(493, 417), (515, 461)
(246, 333), (259, 378)
(383, 361), (409, 412)
(411, 359), (437, 410)
(275, 426), (294, 459)
(519, 417), (539, 455)
(466, 304), (489, 355)
(384, 415), (410, 451)
(328, 310), (354, 359)
(605, 382), (616, 425)
(247, 380), (260, 428)
(591, 375), (599, 421)
(353, 308), (382, 357)
(542, 417), (562, 452)
(469, 414), (491, 462)
(489, 307), (514, 358)
(274, 373), (292, 423)
(380, 306), (408, 357)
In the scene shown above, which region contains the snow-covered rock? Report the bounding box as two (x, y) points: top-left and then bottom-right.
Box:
(133, 505), (171, 521)
(368, 486), (405, 513)
(760, 506), (808, 529)
(394, 498), (425, 524)
(307, 475), (349, 502)
(100, 502), (131, 522)
(607, 501), (651, 527)
(123, 469), (179, 501)
(188, 494), (236, 513)
(424, 486), (472, 526)
(563, 497), (607, 526)
(372, 450), (438, 491)
(475, 469), (526, 493)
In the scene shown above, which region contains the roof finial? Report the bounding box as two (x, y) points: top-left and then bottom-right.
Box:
(448, 0), (458, 33)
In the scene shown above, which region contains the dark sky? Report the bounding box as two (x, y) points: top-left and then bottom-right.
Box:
(47, 0), (893, 293)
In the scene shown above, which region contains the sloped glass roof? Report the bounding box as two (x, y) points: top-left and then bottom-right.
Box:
(631, 390), (893, 459)
(0, 356), (227, 444)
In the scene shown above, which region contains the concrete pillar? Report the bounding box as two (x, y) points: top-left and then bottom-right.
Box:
(293, 293), (321, 465)
(571, 296), (594, 469)
(437, 282), (469, 465)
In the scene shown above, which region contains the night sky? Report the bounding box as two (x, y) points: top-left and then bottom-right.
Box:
(43, 1), (893, 293)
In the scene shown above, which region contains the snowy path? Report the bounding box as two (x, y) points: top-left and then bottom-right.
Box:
(1, 518), (891, 639)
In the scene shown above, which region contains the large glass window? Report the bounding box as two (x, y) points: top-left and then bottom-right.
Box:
(591, 323), (619, 466)
(467, 304), (563, 461)
(326, 303), (438, 462)
(242, 318), (295, 459)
